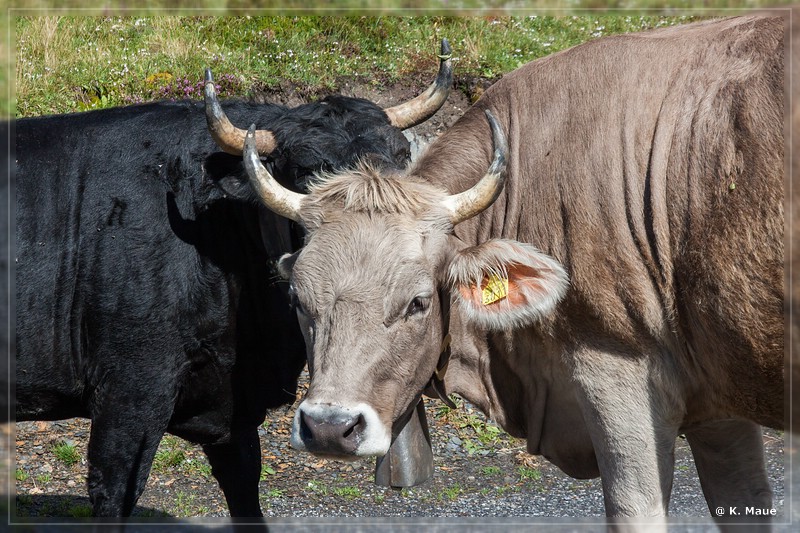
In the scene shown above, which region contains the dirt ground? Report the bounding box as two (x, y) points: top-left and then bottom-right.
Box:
(3, 77), (791, 529)
(5, 385), (789, 524)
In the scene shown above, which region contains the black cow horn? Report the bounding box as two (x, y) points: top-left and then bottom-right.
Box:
(441, 109), (508, 225)
(383, 39), (453, 130)
(242, 124), (304, 222)
(204, 68), (278, 156)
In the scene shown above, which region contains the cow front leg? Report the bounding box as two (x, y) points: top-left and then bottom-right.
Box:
(685, 419), (773, 530)
(86, 376), (175, 516)
(202, 426), (263, 517)
(570, 348), (680, 518)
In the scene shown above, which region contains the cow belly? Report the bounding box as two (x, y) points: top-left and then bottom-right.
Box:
(534, 375), (599, 480)
(16, 315), (86, 421)
(16, 382), (87, 421)
(167, 370), (238, 445)
(167, 408), (235, 445)
(676, 222), (784, 427)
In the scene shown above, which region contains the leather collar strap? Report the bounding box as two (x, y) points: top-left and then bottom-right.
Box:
(426, 286), (457, 409)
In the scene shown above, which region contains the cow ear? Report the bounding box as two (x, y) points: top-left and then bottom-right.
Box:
(205, 153), (259, 202)
(277, 251), (300, 279)
(217, 174), (256, 201)
(447, 239), (569, 331)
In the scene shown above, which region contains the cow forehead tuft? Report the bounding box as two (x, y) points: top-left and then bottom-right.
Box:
(299, 161), (451, 229)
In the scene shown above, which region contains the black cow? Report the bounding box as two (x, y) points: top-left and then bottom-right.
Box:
(13, 41), (451, 517)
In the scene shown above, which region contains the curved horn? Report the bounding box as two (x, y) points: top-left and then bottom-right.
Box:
(204, 68), (278, 156)
(383, 39), (453, 130)
(242, 124), (304, 222)
(441, 109), (508, 225)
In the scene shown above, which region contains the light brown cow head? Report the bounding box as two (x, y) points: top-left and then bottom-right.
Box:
(242, 110), (569, 458)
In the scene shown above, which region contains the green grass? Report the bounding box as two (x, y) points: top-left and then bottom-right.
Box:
(259, 464), (276, 481)
(15, 469), (28, 482)
(152, 435), (189, 473)
(152, 448), (185, 472)
(434, 396), (513, 456)
(68, 504), (93, 518)
(14, 14), (701, 118)
(263, 488), (285, 498)
(51, 441), (81, 467)
(184, 458), (213, 479)
(438, 483), (463, 501)
(169, 491), (210, 517)
(480, 465), (502, 476)
(439, 405), (509, 455)
(518, 465), (542, 482)
(332, 486), (362, 499)
(306, 480), (328, 495)
(150, 435), (216, 480)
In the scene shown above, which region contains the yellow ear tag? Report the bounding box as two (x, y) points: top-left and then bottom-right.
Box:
(481, 274), (509, 305)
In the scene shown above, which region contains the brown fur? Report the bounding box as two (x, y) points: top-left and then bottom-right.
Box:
(415, 15), (785, 430)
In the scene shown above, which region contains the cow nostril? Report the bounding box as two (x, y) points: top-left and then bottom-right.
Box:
(299, 411), (315, 442)
(342, 414), (365, 440)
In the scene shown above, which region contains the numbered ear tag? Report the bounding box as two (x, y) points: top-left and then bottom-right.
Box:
(481, 274), (509, 305)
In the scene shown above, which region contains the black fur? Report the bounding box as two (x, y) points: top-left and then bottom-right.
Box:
(13, 96), (410, 517)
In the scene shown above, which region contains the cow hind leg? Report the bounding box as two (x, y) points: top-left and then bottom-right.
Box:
(685, 419), (773, 530)
(202, 426), (263, 518)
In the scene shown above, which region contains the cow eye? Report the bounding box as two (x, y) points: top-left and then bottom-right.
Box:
(293, 297), (309, 317)
(406, 296), (429, 317)
(288, 285), (307, 316)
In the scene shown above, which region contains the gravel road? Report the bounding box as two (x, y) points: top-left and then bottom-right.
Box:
(7, 370), (791, 530)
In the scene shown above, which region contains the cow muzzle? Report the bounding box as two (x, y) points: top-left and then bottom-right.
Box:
(290, 401), (391, 458)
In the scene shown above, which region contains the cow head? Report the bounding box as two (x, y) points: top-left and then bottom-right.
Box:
(241, 109), (570, 459)
(204, 39), (452, 194)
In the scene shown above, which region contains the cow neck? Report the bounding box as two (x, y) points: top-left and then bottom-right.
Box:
(425, 286), (457, 409)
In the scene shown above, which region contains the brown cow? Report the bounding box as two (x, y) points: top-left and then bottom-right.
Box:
(242, 16), (784, 520)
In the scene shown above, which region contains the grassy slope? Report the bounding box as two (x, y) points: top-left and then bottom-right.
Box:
(12, 14), (707, 118)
